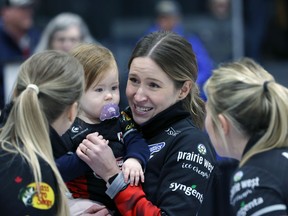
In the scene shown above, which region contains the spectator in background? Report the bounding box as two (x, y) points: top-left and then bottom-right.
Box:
(0, 0), (40, 109)
(147, 0), (214, 101)
(207, 0), (230, 20)
(34, 12), (98, 53)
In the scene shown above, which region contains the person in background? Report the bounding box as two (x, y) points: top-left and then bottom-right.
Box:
(77, 31), (217, 216)
(0, 50), (85, 215)
(207, 0), (230, 20)
(147, 0), (214, 101)
(34, 12), (97, 53)
(57, 43), (150, 216)
(0, 0), (41, 109)
(204, 57), (288, 215)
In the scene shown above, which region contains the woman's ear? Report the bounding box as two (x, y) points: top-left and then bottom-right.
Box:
(68, 102), (78, 123)
(218, 114), (229, 135)
(179, 80), (192, 100)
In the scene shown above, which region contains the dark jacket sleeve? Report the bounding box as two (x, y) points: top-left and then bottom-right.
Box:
(56, 152), (90, 182)
(231, 161), (288, 215)
(0, 155), (58, 215)
(123, 131), (150, 168)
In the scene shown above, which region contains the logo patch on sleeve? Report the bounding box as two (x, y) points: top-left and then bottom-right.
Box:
(18, 182), (55, 210)
(149, 142), (166, 156)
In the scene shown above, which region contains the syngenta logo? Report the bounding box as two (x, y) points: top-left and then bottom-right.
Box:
(169, 182), (203, 203)
(237, 197), (264, 216)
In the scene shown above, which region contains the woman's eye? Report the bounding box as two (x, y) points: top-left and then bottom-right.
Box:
(149, 82), (160, 88)
(129, 77), (138, 83)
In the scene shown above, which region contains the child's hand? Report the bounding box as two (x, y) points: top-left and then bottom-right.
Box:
(122, 158), (144, 186)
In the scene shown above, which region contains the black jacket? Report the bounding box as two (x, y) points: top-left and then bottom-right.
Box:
(136, 102), (217, 215)
(230, 136), (288, 216)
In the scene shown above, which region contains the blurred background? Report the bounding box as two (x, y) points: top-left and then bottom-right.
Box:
(34, 0), (288, 86)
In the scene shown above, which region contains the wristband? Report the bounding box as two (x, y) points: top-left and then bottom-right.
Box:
(108, 173), (119, 185)
(106, 172), (129, 199)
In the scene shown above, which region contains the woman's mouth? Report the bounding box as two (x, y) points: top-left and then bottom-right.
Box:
(134, 105), (153, 113)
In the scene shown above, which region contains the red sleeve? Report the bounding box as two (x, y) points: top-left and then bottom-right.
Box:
(114, 185), (162, 216)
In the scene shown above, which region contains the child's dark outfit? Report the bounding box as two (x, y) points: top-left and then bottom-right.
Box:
(61, 116), (150, 212)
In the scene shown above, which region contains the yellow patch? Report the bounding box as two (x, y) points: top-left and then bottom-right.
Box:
(20, 182), (55, 210)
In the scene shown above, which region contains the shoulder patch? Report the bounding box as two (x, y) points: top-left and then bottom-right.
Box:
(18, 182), (55, 210)
(165, 127), (180, 136)
(197, 144), (207, 155)
(71, 126), (80, 133)
(149, 142), (166, 155)
(233, 171), (243, 182)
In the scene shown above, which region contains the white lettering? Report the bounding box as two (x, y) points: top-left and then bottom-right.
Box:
(203, 159), (214, 173)
(177, 151), (203, 164)
(240, 177), (259, 189)
(236, 197), (263, 216)
(230, 182), (241, 200)
(169, 182), (203, 203)
(230, 189), (252, 206)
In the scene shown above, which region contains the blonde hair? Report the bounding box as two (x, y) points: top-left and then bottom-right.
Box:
(69, 43), (118, 91)
(204, 57), (288, 166)
(0, 50), (84, 215)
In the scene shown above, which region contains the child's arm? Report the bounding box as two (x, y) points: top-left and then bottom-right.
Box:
(56, 152), (90, 182)
(122, 158), (144, 186)
(119, 108), (150, 186)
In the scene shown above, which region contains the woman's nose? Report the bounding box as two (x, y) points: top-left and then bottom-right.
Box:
(134, 87), (147, 102)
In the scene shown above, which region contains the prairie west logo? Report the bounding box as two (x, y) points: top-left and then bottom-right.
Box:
(18, 182), (55, 210)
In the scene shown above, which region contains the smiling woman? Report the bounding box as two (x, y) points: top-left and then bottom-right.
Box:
(76, 31), (217, 216)
(126, 56), (183, 124)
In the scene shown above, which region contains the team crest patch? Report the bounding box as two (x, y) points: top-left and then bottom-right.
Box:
(149, 142), (166, 155)
(165, 127), (180, 136)
(197, 144), (207, 155)
(18, 182), (55, 210)
(233, 171), (243, 182)
(71, 126), (80, 133)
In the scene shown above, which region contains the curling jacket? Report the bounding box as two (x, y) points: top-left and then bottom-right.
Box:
(113, 102), (217, 215)
(0, 145), (59, 215)
(230, 136), (288, 216)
